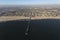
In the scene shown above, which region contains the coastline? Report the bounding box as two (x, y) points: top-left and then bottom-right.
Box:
(0, 16), (60, 22)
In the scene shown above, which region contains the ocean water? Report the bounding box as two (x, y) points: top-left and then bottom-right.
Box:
(0, 19), (60, 40)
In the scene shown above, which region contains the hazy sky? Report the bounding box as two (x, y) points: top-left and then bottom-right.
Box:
(0, 0), (60, 5)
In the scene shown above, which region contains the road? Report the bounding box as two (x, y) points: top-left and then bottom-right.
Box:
(0, 19), (60, 40)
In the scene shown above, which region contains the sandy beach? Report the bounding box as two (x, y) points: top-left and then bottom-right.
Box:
(0, 16), (60, 22)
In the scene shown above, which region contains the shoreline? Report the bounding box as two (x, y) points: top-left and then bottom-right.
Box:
(0, 16), (60, 22)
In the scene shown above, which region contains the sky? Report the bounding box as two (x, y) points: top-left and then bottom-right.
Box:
(0, 0), (60, 5)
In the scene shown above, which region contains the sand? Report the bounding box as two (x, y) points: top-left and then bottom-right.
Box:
(0, 16), (60, 22)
